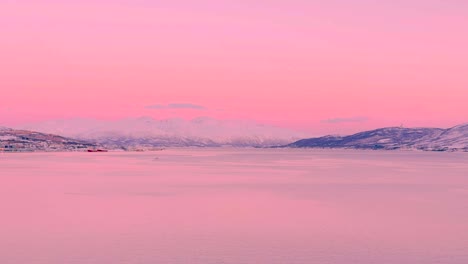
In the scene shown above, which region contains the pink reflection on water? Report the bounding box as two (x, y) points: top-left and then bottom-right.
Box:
(1, 149), (468, 263)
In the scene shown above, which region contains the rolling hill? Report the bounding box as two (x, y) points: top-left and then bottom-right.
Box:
(286, 124), (468, 151)
(0, 127), (97, 152)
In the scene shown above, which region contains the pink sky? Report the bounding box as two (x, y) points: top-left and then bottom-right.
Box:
(1, 0), (467, 134)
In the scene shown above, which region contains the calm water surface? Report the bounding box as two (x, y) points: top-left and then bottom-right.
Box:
(1, 148), (467, 263)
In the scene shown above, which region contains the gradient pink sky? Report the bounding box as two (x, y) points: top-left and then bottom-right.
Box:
(1, 0), (467, 134)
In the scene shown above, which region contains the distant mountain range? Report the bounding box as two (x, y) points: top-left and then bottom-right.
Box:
(17, 117), (307, 148)
(0, 127), (97, 152)
(5, 120), (468, 152)
(285, 124), (468, 152)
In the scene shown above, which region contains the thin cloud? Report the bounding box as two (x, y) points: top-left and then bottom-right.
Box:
(321, 117), (369, 124)
(145, 103), (206, 110)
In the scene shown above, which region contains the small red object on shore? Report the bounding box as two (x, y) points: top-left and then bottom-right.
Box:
(87, 149), (108, 152)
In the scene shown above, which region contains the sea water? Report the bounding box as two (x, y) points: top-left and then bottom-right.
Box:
(1, 148), (467, 263)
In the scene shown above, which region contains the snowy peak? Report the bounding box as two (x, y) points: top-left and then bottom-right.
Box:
(18, 117), (308, 148)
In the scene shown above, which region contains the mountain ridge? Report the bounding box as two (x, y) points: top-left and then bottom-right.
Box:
(18, 117), (307, 148)
(8, 120), (468, 151)
(285, 124), (468, 151)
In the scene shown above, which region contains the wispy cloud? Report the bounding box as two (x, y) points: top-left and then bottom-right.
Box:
(321, 116), (369, 124)
(145, 103), (206, 110)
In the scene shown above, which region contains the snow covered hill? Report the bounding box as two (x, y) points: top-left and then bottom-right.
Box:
(286, 124), (468, 151)
(0, 127), (97, 152)
(18, 117), (308, 148)
(420, 124), (468, 150)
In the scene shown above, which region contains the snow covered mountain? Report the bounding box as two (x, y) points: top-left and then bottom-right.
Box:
(421, 123), (468, 150)
(286, 124), (468, 151)
(18, 117), (308, 148)
(10, 120), (468, 151)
